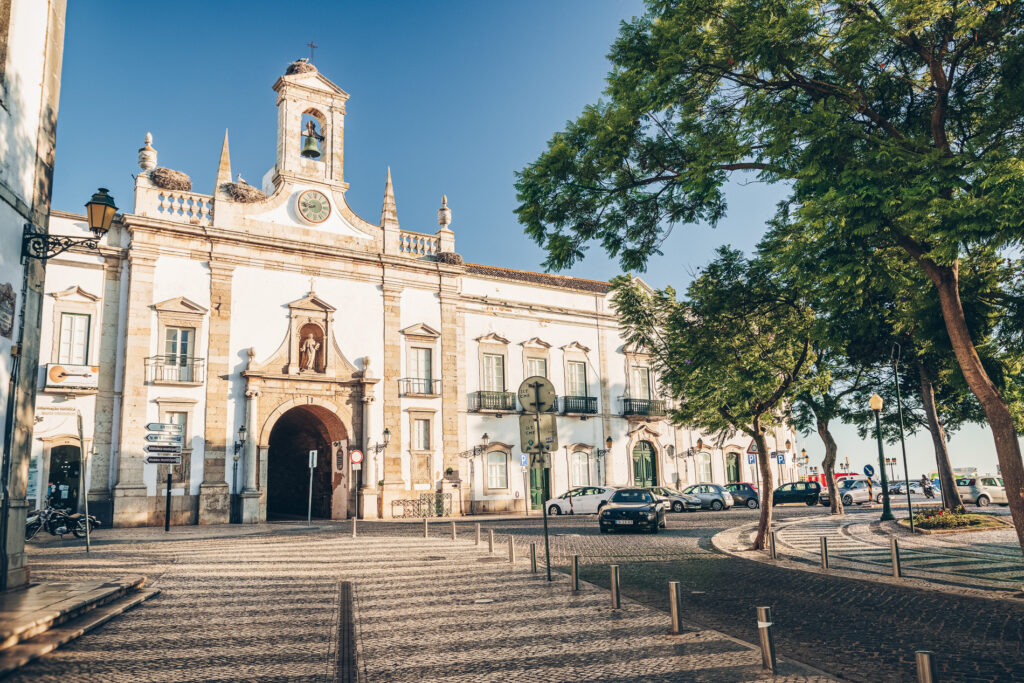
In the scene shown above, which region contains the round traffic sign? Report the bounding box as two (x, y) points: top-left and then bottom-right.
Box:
(863, 464), (875, 478)
(350, 449), (364, 464)
(517, 376), (556, 412)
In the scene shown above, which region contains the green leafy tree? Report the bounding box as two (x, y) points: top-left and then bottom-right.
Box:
(611, 249), (813, 549)
(516, 0), (1024, 550)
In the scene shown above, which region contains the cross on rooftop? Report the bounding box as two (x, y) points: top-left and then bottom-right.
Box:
(306, 41), (318, 62)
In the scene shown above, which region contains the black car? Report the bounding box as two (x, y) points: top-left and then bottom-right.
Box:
(724, 483), (760, 509)
(599, 488), (667, 533)
(772, 481), (822, 506)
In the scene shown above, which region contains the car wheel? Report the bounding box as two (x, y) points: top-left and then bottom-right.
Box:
(711, 500), (723, 511)
(977, 495), (990, 507)
(746, 498), (758, 509)
(842, 494), (853, 505)
(548, 505), (561, 515)
(672, 501), (684, 513)
(875, 494), (884, 503)
(805, 499), (816, 506)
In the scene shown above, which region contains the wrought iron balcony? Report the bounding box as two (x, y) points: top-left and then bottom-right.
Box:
(469, 391), (517, 412)
(561, 395), (598, 414)
(399, 378), (441, 396)
(145, 356), (205, 384)
(621, 397), (666, 417)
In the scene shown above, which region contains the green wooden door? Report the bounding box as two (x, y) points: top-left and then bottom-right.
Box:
(726, 453), (740, 482)
(632, 441), (656, 487)
(530, 466), (549, 510)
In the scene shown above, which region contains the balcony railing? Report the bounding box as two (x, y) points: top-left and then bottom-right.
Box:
(469, 391), (517, 412)
(561, 395), (598, 414)
(146, 356), (205, 384)
(399, 378), (441, 396)
(621, 397), (666, 417)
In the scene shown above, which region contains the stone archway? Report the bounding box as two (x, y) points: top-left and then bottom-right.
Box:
(261, 403), (348, 520)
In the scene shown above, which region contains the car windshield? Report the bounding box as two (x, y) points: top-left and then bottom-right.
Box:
(611, 490), (654, 504)
(840, 480), (859, 489)
(956, 478), (973, 486)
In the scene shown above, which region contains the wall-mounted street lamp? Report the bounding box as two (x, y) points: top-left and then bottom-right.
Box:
(22, 188), (116, 263)
(596, 435), (612, 458)
(371, 427), (392, 455)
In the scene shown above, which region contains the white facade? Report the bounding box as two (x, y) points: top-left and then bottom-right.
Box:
(34, 60), (798, 526)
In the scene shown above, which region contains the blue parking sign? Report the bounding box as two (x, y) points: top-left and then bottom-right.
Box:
(775, 452), (786, 464)
(520, 453), (528, 467)
(747, 453), (755, 465)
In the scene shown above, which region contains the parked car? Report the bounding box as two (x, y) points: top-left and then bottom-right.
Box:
(680, 484), (734, 511)
(956, 477), (1007, 507)
(772, 481), (821, 506)
(599, 488), (667, 533)
(646, 486), (702, 513)
(819, 478), (873, 506)
(545, 486), (616, 515)
(724, 482), (760, 509)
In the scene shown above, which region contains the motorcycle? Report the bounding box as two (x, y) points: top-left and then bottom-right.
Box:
(921, 482), (936, 499)
(25, 506), (100, 539)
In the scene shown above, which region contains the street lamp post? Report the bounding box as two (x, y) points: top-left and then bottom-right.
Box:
(232, 425), (246, 523)
(869, 393), (895, 521)
(892, 345), (915, 531)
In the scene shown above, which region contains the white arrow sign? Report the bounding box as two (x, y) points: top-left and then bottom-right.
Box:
(147, 423), (183, 434)
(146, 433), (183, 443)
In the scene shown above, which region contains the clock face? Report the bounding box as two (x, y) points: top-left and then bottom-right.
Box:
(297, 190), (331, 224)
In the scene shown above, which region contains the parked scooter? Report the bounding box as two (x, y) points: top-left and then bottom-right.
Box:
(25, 505), (100, 539)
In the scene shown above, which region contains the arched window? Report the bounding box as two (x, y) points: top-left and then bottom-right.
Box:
(571, 451), (590, 486)
(486, 450), (508, 489)
(697, 452), (712, 482)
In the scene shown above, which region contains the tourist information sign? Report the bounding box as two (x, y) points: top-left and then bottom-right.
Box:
(517, 375), (559, 583)
(145, 455), (182, 465)
(145, 422), (183, 533)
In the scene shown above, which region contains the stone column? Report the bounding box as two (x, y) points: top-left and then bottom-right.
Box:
(359, 394), (379, 519)
(439, 288), (464, 515)
(89, 254), (123, 525)
(240, 387), (260, 523)
(379, 282), (404, 517)
(198, 262), (234, 524)
(113, 253), (157, 527)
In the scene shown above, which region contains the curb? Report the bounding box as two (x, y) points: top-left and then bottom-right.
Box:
(710, 517), (1024, 602)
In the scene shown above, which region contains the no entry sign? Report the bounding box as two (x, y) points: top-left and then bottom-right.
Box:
(350, 449), (364, 464)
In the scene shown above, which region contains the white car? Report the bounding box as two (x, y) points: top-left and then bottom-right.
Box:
(545, 486), (616, 515)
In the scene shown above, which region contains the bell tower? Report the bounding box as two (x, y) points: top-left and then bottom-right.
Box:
(272, 59), (350, 190)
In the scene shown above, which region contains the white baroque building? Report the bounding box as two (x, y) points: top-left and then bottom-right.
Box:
(33, 61), (798, 526)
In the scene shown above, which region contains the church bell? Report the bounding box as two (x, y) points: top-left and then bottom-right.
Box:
(301, 134), (321, 159)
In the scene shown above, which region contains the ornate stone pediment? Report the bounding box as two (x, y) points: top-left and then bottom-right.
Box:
(519, 337), (551, 349)
(627, 423), (662, 440)
(400, 323), (440, 339)
(50, 285), (100, 302)
(152, 296), (207, 317)
(245, 289), (358, 379)
(475, 332), (509, 345)
(560, 341), (590, 353)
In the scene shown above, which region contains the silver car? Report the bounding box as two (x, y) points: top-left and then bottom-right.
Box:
(819, 478), (874, 506)
(680, 483), (734, 511)
(956, 477), (1007, 507)
(646, 486), (702, 513)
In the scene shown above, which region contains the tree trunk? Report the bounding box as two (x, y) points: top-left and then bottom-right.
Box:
(917, 364), (963, 510)
(924, 262), (1024, 554)
(751, 419), (775, 551)
(816, 418), (844, 515)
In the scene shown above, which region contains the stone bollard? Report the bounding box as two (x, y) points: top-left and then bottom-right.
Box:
(451, 520), (457, 542)
(769, 531), (778, 559)
(571, 555), (580, 591)
(423, 518), (428, 538)
(508, 536), (516, 563)
(351, 518), (357, 539)
(756, 606), (777, 673)
(475, 522), (481, 546)
(488, 529), (494, 554)
(820, 536), (829, 569)
(610, 565), (621, 609)
(669, 581), (683, 634)
(891, 537), (902, 577)
(915, 650), (936, 683)
(530, 542), (537, 573)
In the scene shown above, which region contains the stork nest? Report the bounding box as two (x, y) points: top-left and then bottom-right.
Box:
(222, 182), (267, 203)
(150, 167), (192, 192)
(285, 59), (317, 75)
(436, 252), (464, 265)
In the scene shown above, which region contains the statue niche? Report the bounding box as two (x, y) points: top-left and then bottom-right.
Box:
(298, 323), (324, 373)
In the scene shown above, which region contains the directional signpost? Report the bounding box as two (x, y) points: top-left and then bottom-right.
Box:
(307, 450), (317, 527)
(518, 376), (558, 582)
(146, 422), (183, 532)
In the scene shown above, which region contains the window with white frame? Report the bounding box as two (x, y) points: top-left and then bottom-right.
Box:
(571, 450), (590, 486)
(486, 451), (508, 489)
(164, 327), (194, 364)
(631, 366), (652, 399)
(412, 418), (431, 451)
(697, 452), (712, 482)
(482, 353), (505, 392)
(410, 347), (432, 380)
(58, 313), (90, 365)
(526, 357), (547, 378)
(567, 361), (587, 396)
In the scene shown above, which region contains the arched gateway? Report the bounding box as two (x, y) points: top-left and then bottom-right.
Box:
(265, 405), (347, 519)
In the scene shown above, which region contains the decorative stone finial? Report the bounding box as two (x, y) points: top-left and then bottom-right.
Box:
(380, 167), (399, 228)
(362, 355), (374, 379)
(138, 132), (157, 170)
(437, 194), (452, 230)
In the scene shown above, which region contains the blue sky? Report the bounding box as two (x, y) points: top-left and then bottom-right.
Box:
(52, 0), (1003, 479)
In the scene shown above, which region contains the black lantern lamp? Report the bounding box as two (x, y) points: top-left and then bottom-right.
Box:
(22, 188), (116, 263)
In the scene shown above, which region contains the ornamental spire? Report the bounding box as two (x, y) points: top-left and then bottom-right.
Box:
(380, 167), (399, 228)
(215, 129), (232, 189)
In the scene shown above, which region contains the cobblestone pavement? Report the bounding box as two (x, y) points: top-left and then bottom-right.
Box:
(15, 520), (831, 682)
(764, 515), (1024, 592)
(434, 507), (1024, 682)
